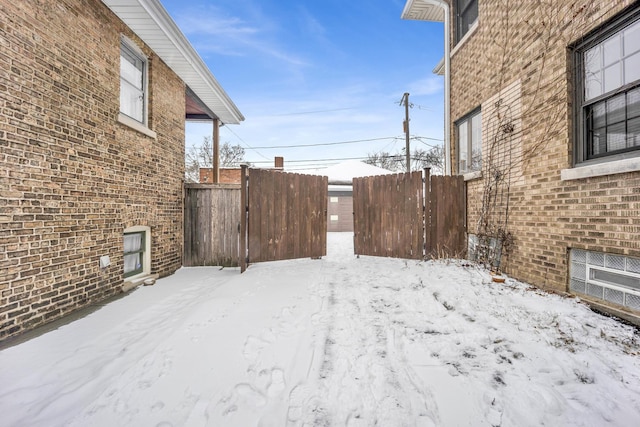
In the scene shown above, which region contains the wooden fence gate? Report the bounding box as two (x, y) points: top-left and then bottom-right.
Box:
(184, 183), (241, 267)
(425, 171), (466, 258)
(353, 169), (466, 260)
(240, 167), (328, 272)
(353, 171), (424, 259)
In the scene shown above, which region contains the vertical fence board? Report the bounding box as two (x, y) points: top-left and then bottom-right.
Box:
(424, 169), (432, 256)
(291, 173), (300, 259)
(319, 176), (328, 257)
(240, 166), (248, 272)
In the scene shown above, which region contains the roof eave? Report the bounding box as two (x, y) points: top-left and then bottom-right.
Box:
(433, 57), (445, 75)
(401, 0), (446, 22)
(102, 0), (244, 125)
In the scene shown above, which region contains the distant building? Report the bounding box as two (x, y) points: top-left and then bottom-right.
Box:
(319, 161), (394, 232)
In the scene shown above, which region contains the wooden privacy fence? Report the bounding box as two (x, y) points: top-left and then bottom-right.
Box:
(353, 169), (466, 260)
(240, 167), (328, 272)
(184, 183), (241, 267)
(353, 171), (424, 259)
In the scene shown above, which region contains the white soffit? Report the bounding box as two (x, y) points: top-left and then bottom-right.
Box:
(102, 0), (244, 124)
(401, 0), (446, 22)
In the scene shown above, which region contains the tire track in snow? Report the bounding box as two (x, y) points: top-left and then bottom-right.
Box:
(288, 259), (440, 426)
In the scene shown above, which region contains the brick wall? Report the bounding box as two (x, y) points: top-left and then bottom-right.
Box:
(199, 168), (242, 184)
(0, 0), (186, 340)
(450, 1), (640, 296)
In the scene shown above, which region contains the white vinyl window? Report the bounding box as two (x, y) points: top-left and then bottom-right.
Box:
(120, 39), (147, 124)
(456, 109), (482, 174)
(574, 8), (640, 163)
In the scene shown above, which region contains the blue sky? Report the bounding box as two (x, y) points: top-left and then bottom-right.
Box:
(161, 0), (445, 170)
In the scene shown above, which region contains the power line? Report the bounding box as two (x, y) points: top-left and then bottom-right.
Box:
(250, 156), (369, 164)
(245, 136), (402, 150)
(222, 126), (270, 161)
(414, 137), (443, 148)
(243, 135), (443, 151)
(267, 107), (357, 117)
(285, 163), (341, 171)
(414, 135), (443, 141)
(250, 154), (409, 165)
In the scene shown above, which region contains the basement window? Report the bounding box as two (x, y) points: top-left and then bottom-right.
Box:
(124, 226), (151, 279)
(570, 249), (640, 310)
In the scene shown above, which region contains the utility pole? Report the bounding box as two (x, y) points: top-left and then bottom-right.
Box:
(401, 93), (411, 173)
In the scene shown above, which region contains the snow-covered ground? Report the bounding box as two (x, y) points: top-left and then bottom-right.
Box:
(1, 233), (639, 427)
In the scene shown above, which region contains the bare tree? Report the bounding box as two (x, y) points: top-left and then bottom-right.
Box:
(185, 136), (247, 182)
(408, 146), (444, 174)
(364, 151), (403, 171)
(365, 145), (444, 174)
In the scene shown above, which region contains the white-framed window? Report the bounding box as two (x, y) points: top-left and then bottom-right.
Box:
(124, 226), (151, 279)
(330, 197), (339, 203)
(330, 215), (339, 222)
(573, 7), (640, 165)
(455, 0), (479, 43)
(456, 108), (482, 174)
(120, 38), (147, 124)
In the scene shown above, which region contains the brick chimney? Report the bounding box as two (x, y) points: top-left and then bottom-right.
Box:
(274, 156), (284, 169)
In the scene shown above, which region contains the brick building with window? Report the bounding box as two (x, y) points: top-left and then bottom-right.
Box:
(403, 0), (640, 322)
(0, 0), (243, 340)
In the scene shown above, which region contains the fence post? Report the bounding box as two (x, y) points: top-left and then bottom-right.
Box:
(240, 165), (248, 272)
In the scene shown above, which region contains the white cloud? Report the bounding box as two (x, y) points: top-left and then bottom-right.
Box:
(173, 5), (309, 68)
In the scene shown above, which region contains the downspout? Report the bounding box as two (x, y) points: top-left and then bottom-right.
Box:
(432, 0), (451, 175)
(402, 0), (452, 174)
